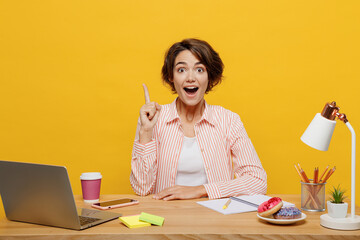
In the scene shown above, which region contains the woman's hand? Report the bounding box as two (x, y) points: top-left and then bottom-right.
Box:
(139, 84), (161, 144)
(153, 185), (208, 201)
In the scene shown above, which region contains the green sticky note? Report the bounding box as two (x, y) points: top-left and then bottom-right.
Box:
(139, 212), (165, 226)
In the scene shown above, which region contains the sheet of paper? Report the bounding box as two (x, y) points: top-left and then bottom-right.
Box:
(197, 195), (295, 215)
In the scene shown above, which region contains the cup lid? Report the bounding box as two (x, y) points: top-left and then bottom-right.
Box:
(80, 172), (102, 180)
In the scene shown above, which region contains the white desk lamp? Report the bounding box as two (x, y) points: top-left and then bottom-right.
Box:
(301, 101), (360, 230)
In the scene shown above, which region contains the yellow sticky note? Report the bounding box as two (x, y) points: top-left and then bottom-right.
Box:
(119, 215), (151, 229)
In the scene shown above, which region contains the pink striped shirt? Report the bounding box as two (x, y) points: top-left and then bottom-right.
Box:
(130, 99), (267, 199)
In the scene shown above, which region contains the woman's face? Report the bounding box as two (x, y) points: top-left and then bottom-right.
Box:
(172, 50), (208, 107)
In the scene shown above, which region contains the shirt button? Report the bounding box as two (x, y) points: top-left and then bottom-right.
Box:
(201, 148), (204, 152)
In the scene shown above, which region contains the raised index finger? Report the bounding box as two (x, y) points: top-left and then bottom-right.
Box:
(142, 83), (150, 103)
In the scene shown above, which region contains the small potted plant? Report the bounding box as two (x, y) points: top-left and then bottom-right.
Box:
(327, 185), (348, 218)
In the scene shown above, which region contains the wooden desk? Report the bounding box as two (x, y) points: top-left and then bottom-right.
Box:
(0, 194), (359, 239)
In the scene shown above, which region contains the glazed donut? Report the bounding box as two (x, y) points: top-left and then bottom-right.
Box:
(258, 197), (283, 217)
(273, 207), (302, 219)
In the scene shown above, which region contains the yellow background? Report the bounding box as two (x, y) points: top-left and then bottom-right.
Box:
(1, 0), (359, 209)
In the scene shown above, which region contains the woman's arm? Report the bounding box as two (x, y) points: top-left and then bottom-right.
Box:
(130, 85), (161, 195)
(153, 185), (207, 201)
(204, 113), (267, 199)
(130, 119), (158, 195)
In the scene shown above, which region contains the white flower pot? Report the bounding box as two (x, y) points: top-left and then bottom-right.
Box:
(327, 201), (348, 218)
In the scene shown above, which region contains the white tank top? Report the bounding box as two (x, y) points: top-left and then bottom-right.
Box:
(175, 136), (208, 186)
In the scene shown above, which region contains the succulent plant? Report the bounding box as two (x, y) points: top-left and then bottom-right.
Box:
(329, 185), (347, 204)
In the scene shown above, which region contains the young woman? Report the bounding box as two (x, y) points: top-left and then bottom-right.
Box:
(131, 39), (267, 200)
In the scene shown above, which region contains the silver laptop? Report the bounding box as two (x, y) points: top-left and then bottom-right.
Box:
(0, 160), (121, 230)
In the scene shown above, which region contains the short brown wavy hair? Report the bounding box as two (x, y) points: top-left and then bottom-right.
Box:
(161, 38), (224, 93)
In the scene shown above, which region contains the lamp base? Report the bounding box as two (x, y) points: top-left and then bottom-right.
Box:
(320, 214), (360, 230)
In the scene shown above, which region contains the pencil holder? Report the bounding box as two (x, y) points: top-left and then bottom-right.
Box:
(301, 180), (326, 212)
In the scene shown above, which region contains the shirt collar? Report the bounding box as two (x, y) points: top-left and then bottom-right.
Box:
(165, 99), (180, 123)
(165, 98), (215, 126)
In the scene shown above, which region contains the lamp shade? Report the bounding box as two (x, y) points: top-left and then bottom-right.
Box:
(301, 113), (336, 151)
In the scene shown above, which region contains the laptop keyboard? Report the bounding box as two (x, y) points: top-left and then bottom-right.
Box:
(79, 216), (101, 226)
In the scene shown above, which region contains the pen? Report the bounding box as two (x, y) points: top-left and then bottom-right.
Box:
(230, 196), (259, 208)
(223, 198), (231, 209)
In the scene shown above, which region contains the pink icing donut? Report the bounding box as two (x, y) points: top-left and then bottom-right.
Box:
(258, 197), (283, 217)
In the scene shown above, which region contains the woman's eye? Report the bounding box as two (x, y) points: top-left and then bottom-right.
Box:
(196, 67), (204, 73)
(177, 68), (185, 73)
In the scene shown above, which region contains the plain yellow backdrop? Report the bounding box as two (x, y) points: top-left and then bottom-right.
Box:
(1, 0), (359, 209)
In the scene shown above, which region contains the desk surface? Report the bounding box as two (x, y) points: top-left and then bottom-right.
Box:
(1, 194), (360, 240)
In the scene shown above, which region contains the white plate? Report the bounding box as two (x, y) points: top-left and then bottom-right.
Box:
(257, 213), (307, 225)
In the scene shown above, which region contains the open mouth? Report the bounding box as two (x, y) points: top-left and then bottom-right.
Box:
(184, 87), (199, 94)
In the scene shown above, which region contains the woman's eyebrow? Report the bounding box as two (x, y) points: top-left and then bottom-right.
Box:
(175, 61), (203, 66)
(175, 61), (187, 66)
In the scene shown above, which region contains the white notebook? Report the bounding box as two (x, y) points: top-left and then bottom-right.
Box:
(197, 195), (295, 215)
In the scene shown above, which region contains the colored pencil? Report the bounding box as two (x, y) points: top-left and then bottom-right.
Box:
(318, 165), (329, 182)
(321, 167), (336, 183)
(294, 164), (305, 182)
(314, 167), (319, 183)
